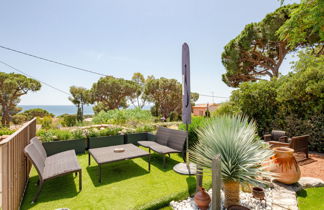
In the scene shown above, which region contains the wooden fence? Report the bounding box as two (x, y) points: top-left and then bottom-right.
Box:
(0, 118), (36, 210)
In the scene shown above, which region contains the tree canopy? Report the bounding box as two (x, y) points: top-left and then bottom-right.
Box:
(69, 86), (90, 122)
(90, 76), (138, 113)
(277, 0), (323, 50)
(0, 72), (41, 126)
(221, 5), (298, 87)
(130, 72), (147, 109)
(144, 76), (199, 119)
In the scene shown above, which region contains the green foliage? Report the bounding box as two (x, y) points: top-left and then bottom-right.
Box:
(12, 114), (27, 125)
(277, 0), (323, 49)
(276, 51), (324, 118)
(92, 108), (154, 125)
(71, 129), (86, 139)
(0, 127), (15, 136)
(22, 108), (54, 120)
(222, 5), (298, 87)
(98, 127), (122, 136)
(231, 80), (279, 135)
(179, 116), (207, 148)
(271, 114), (324, 152)
(144, 76), (199, 119)
(212, 102), (241, 117)
(135, 125), (155, 133)
(62, 115), (77, 127)
(0, 72), (41, 126)
(91, 76), (138, 112)
(189, 115), (273, 186)
(36, 129), (86, 142)
(130, 72), (148, 109)
(69, 86), (90, 122)
(41, 116), (53, 129)
(224, 51), (323, 151)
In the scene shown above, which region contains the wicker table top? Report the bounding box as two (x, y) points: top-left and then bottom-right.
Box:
(89, 143), (149, 165)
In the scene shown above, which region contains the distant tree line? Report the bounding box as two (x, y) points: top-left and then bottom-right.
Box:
(69, 72), (199, 122)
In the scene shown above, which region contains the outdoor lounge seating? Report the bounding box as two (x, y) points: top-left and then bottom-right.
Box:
(264, 130), (288, 142)
(138, 127), (187, 169)
(269, 135), (310, 158)
(24, 137), (82, 203)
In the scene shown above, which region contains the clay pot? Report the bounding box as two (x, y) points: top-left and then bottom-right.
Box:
(241, 182), (252, 193)
(252, 187), (265, 200)
(194, 187), (211, 210)
(270, 147), (301, 184)
(223, 181), (240, 208)
(228, 205), (250, 210)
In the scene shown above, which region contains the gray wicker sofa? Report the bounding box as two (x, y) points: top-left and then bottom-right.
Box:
(24, 137), (82, 203)
(138, 127), (187, 168)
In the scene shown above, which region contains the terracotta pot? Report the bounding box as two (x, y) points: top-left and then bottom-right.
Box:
(241, 182), (252, 193)
(228, 205), (250, 210)
(252, 187), (265, 200)
(194, 187), (211, 210)
(223, 181), (240, 208)
(270, 147), (301, 184)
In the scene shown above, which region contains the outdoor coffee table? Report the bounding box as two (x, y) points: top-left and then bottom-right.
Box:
(88, 144), (150, 183)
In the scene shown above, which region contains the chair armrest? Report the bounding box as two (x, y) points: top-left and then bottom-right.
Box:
(263, 134), (272, 141)
(279, 136), (289, 143)
(268, 141), (290, 148)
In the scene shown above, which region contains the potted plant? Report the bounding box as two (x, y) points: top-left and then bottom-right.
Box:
(189, 115), (273, 208)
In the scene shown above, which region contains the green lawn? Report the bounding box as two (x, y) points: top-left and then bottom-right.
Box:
(21, 149), (211, 210)
(297, 187), (324, 210)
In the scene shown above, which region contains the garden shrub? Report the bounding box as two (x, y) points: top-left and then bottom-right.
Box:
(231, 80), (279, 136)
(22, 108), (54, 120)
(212, 101), (241, 117)
(271, 114), (324, 152)
(0, 127), (15, 136)
(41, 116), (53, 129)
(135, 125), (155, 133)
(179, 116), (208, 148)
(12, 114), (27, 125)
(221, 51), (324, 151)
(92, 108), (154, 125)
(62, 115), (77, 127)
(98, 127), (122, 136)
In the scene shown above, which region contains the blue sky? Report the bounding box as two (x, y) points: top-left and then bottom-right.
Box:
(0, 0), (296, 105)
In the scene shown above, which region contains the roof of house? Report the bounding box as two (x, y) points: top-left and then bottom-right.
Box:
(192, 103), (219, 108)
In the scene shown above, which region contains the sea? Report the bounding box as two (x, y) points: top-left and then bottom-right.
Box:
(19, 105), (95, 116)
(19, 105), (151, 116)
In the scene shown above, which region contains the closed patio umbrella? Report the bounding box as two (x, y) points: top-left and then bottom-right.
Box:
(173, 42), (196, 175)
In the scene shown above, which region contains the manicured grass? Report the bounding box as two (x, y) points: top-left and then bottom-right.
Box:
(21, 148), (211, 210)
(297, 187), (324, 210)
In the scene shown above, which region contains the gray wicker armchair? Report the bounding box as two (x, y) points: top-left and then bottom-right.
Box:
(269, 135), (310, 158)
(264, 130), (288, 142)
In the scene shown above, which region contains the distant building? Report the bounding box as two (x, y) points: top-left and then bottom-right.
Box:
(192, 103), (220, 116)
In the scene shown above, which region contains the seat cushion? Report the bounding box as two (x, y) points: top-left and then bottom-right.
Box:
(43, 150), (81, 180)
(138, 141), (180, 154)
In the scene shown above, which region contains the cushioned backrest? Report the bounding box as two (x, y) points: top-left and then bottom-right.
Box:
(291, 135), (309, 149)
(272, 130), (286, 141)
(31, 137), (47, 160)
(24, 143), (45, 177)
(155, 127), (170, 145)
(167, 129), (187, 151)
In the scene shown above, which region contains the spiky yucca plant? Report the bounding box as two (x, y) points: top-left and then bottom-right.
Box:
(189, 115), (273, 207)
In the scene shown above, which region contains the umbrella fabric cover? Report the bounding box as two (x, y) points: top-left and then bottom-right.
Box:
(182, 43), (191, 124)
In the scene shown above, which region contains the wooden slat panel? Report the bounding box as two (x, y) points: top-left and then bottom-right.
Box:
(0, 118), (36, 210)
